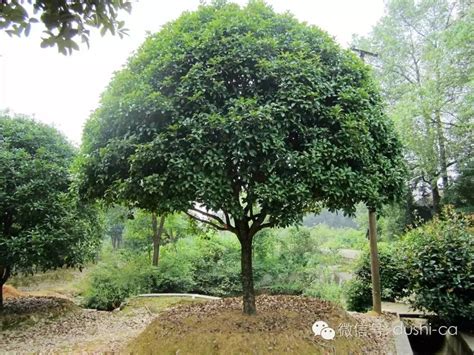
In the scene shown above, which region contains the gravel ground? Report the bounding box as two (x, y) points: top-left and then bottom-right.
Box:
(0, 297), (156, 354)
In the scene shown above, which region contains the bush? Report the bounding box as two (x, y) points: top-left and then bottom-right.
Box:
(82, 253), (159, 310)
(190, 235), (242, 296)
(153, 238), (196, 293)
(344, 278), (372, 312)
(402, 208), (474, 326)
(345, 243), (409, 311)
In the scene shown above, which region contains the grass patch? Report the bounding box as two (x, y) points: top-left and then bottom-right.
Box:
(121, 296), (206, 315)
(9, 267), (91, 299)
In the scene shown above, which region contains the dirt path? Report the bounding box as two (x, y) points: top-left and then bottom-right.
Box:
(0, 299), (156, 353)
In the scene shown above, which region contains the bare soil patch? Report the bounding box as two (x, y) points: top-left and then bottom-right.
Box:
(0, 296), (190, 353)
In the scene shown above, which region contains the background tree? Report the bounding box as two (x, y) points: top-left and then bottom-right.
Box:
(78, 1), (405, 314)
(352, 0), (473, 215)
(0, 0), (132, 54)
(0, 114), (102, 308)
(122, 210), (195, 263)
(104, 205), (128, 249)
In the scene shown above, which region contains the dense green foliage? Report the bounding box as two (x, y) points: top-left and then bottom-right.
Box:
(402, 209), (474, 326)
(346, 207), (473, 325)
(345, 242), (409, 312)
(0, 114), (102, 305)
(0, 0), (132, 54)
(80, 1), (405, 220)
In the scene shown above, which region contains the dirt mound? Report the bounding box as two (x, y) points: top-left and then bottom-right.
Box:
(126, 295), (395, 354)
(3, 284), (23, 299)
(0, 296), (78, 330)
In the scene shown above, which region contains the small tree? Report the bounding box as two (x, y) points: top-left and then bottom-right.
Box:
(104, 205), (128, 249)
(78, 1), (405, 314)
(0, 114), (102, 308)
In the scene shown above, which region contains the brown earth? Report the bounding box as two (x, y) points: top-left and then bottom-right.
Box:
(3, 284), (23, 299)
(127, 295), (397, 355)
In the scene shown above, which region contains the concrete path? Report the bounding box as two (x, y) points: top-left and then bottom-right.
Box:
(338, 248), (362, 260)
(381, 302), (434, 317)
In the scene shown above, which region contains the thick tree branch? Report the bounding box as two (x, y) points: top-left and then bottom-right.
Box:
(249, 213), (266, 237)
(185, 211), (228, 231)
(190, 207), (226, 226)
(222, 209), (236, 232)
(256, 221), (275, 232)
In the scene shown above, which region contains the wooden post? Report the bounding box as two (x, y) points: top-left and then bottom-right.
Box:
(368, 210), (382, 314)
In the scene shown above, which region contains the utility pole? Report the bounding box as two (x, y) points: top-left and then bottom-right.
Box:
(368, 209), (382, 314)
(351, 46), (382, 314)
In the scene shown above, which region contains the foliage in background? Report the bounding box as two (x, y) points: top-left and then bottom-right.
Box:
(0, 0), (132, 54)
(0, 114), (102, 307)
(302, 210), (358, 229)
(353, 0), (474, 214)
(402, 208), (474, 326)
(83, 224), (357, 309)
(104, 205), (128, 249)
(443, 159), (474, 213)
(122, 211), (196, 253)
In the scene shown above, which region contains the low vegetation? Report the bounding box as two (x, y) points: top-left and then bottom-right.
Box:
(345, 242), (409, 312)
(82, 226), (359, 310)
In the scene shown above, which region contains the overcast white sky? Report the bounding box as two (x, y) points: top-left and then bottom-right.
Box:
(0, 0), (385, 145)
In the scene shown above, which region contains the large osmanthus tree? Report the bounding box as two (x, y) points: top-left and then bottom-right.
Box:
(78, 1), (405, 314)
(0, 114), (102, 308)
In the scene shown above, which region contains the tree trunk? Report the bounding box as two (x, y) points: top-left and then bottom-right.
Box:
(239, 233), (256, 315)
(0, 265), (11, 310)
(0, 280), (3, 311)
(435, 110), (449, 190)
(152, 213), (165, 266)
(368, 210), (382, 314)
(432, 183), (441, 215)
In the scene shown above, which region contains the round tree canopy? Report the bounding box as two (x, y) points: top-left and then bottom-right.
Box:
(0, 114), (101, 275)
(80, 1), (405, 227)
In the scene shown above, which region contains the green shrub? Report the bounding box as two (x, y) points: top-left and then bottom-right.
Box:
(354, 243), (409, 301)
(82, 253), (159, 310)
(344, 278), (372, 312)
(344, 242), (409, 311)
(402, 209), (474, 326)
(190, 235), (242, 296)
(304, 280), (343, 305)
(154, 239), (196, 293)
